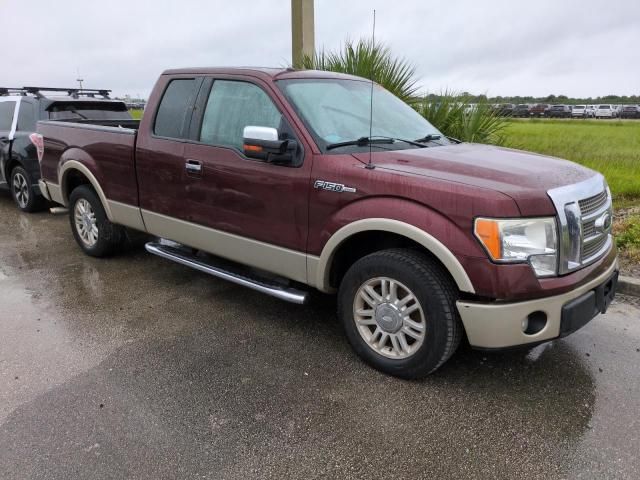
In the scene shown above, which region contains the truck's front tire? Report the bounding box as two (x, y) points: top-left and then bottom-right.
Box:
(338, 249), (463, 379)
(68, 185), (125, 257)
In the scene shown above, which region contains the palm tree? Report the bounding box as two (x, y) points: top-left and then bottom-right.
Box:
(301, 39), (419, 103)
(301, 39), (508, 145)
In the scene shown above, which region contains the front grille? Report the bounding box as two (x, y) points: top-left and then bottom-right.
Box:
(582, 219), (596, 238)
(582, 234), (608, 261)
(579, 190), (608, 216)
(547, 176), (612, 275)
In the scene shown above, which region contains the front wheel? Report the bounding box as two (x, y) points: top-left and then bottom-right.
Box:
(68, 185), (125, 257)
(338, 249), (463, 379)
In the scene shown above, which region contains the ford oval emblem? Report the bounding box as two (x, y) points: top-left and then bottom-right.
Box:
(594, 212), (612, 233)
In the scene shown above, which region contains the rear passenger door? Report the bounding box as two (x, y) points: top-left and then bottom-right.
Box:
(136, 77), (203, 217)
(0, 98), (18, 184)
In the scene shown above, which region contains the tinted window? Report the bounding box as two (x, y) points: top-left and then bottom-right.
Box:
(0, 101), (16, 131)
(200, 80), (281, 150)
(154, 79), (199, 138)
(574, 105), (585, 109)
(48, 102), (131, 121)
(17, 102), (37, 131)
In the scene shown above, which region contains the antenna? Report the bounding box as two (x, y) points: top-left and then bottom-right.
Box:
(365, 9), (376, 170)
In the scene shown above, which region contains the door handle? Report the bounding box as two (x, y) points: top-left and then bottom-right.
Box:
(185, 159), (202, 174)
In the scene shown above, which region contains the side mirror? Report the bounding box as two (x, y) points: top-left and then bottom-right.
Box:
(243, 126), (297, 165)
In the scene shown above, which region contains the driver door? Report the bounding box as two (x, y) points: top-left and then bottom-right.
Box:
(180, 78), (312, 282)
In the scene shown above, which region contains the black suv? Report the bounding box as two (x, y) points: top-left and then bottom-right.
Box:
(0, 87), (131, 212)
(545, 104), (572, 118)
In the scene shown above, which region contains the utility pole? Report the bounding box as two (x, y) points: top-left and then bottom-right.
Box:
(291, 0), (315, 68)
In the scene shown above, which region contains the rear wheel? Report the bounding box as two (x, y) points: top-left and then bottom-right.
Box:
(69, 185), (125, 257)
(10, 166), (46, 212)
(338, 249), (463, 379)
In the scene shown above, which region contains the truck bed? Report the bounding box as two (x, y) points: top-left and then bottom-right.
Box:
(37, 120), (140, 207)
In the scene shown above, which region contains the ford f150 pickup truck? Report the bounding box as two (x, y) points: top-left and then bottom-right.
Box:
(35, 68), (618, 378)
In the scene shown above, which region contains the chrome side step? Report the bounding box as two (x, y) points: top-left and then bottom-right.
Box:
(145, 242), (308, 304)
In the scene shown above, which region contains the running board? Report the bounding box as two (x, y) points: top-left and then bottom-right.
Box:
(144, 242), (308, 304)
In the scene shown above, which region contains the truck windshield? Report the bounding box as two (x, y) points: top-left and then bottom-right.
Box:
(277, 78), (445, 152)
(47, 102), (132, 121)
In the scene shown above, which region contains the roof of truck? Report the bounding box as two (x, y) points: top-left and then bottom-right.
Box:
(161, 67), (368, 82)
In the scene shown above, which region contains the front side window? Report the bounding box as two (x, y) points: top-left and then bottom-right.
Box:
(154, 79), (199, 139)
(0, 101), (16, 131)
(277, 79), (444, 152)
(199, 80), (282, 151)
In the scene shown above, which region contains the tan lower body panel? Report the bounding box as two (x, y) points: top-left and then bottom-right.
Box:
(141, 209), (310, 284)
(457, 259), (619, 349)
(107, 200), (146, 231)
(40, 181), (64, 205)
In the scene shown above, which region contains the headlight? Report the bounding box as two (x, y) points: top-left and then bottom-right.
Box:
(474, 217), (558, 277)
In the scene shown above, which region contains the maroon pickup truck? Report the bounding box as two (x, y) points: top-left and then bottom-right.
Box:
(35, 67), (618, 378)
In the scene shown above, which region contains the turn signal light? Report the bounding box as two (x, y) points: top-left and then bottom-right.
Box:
(474, 218), (501, 259)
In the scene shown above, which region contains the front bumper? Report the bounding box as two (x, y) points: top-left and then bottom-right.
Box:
(456, 259), (618, 349)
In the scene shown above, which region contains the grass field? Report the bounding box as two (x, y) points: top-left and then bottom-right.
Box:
(502, 119), (640, 206)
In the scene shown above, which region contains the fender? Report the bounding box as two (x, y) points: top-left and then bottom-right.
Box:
(59, 160), (114, 220)
(310, 218), (476, 294)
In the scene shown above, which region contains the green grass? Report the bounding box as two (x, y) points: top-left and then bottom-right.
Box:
(502, 119), (640, 204)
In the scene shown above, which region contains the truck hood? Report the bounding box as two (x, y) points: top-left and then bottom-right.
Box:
(353, 143), (598, 216)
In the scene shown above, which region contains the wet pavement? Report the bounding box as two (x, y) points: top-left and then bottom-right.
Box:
(1, 191), (639, 480)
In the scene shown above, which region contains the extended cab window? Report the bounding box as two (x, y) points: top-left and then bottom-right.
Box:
(154, 79), (199, 139)
(200, 80), (281, 151)
(0, 101), (16, 131)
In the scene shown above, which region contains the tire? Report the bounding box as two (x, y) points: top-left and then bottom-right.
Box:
(10, 166), (46, 213)
(68, 185), (125, 257)
(338, 248), (463, 379)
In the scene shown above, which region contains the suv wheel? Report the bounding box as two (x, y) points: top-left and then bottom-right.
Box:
(338, 249), (463, 379)
(69, 185), (125, 257)
(10, 166), (46, 212)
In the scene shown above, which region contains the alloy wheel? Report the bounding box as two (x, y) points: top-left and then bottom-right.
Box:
(353, 277), (426, 359)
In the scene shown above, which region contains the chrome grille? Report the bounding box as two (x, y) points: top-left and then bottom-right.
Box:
(582, 234), (608, 261)
(582, 219), (596, 238)
(547, 175), (613, 274)
(578, 190), (608, 216)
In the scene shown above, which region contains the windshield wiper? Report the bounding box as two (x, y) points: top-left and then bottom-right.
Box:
(326, 136), (428, 151)
(414, 133), (442, 143)
(326, 136), (394, 150)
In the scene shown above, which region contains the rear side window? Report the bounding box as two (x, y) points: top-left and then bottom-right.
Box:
(199, 80), (281, 150)
(154, 79), (199, 139)
(0, 101), (16, 130)
(48, 102), (131, 121)
(17, 102), (36, 131)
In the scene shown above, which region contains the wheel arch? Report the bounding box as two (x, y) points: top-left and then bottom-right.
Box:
(310, 218), (475, 295)
(59, 160), (113, 220)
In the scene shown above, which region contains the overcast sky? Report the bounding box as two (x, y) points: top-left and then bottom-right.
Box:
(1, 0), (638, 98)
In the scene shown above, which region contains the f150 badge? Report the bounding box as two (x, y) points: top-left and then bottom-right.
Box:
(314, 180), (357, 193)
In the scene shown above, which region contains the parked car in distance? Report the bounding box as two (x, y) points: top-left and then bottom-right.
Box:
(497, 103), (515, 116)
(571, 105), (588, 118)
(36, 67), (618, 378)
(0, 86), (132, 212)
(595, 105), (617, 119)
(530, 104), (550, 117)
(513, 104), (531, 117)
(545, 104), (572, 118)
(621, 105), (639, 119)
